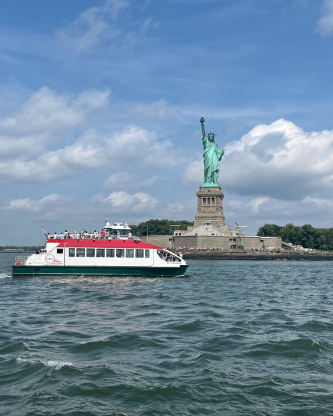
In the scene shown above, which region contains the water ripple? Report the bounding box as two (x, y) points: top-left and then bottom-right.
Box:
(1, 255), (333, 415)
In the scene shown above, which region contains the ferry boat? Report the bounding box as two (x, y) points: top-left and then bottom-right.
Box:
(12, 222), (189, 277)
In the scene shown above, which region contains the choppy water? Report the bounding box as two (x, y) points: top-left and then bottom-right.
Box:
(1, 253), (333, 416)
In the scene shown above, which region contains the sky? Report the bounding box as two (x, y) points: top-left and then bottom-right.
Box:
(1, 0), (333, 244)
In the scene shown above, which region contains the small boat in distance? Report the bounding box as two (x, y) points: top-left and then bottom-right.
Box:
(12, 222), (189, 277)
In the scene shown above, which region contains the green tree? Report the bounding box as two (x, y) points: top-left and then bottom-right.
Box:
(257, 223), (333, 250)
(130, 219), (194, 236)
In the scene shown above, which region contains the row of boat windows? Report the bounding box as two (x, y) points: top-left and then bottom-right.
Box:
(66, 248), (150, 258)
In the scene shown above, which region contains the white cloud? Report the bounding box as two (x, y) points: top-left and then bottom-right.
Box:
(2, 191), (196, 239)
(0, 87), (189, 183)
(0, 87), (110, 137)
(103, 172), (159, 189)
(250, 197), (270, 212)
(0, 87), (110, 162)
(130, 100), (180, 119)
(303, 196), (333, 206)
(182, 119), (333, 200)
(317, 0), (333, 37)
(4, 194), (64, 212)
(102, 191), (159, 212)
(57, 0), (129, 52)
(103, 172), (131, 188)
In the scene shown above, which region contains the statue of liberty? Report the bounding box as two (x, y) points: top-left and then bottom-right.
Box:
(200, 116), (225, 187)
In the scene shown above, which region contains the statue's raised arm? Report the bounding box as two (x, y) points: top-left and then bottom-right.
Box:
(200, 116), (206, 141)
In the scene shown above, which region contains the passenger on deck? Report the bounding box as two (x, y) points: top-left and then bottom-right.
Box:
(64, 230), (68, 239)
(60, 233), (64, 240)
(101, 229), (105, 239)
(111, 233), (115, 239)
(54, 232), (57, 240)
(94, 230), (98, 238)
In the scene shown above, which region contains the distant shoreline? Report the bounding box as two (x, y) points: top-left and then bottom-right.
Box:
(184, 252), (333, 261)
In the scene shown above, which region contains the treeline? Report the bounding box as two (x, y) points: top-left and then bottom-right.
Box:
(130, 219), (193, 236)
(257, 223), (333, 250)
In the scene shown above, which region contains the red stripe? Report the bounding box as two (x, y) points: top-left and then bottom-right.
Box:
(48, 239), (162, 249)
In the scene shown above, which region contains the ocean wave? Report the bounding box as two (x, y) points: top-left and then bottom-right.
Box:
(16, 357), (73, 370)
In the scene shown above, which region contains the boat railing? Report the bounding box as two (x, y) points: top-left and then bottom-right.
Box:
(14, 256), (29, 265)
(48, 234), (140, 241)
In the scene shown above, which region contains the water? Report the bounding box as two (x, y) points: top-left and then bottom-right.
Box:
(1, 253), (333, 416)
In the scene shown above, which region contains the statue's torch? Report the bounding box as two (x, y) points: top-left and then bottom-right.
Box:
(200, 116), (205, 124)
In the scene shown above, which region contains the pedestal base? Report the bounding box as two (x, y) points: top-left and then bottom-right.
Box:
(194, 186), (227, 228)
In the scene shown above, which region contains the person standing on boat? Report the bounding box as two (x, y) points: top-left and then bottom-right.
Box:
(54, 232), (57, 240)
(101, 229), (105, 239)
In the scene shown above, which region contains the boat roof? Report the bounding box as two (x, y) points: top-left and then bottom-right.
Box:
(47, 239), (162, 249)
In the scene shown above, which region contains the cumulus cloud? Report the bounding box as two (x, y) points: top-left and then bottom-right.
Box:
(250, 197), (270, 212)
(4, 194), (66, 212)
(0, 87), (110, 137)
(0, 87), (110, 162)
(102, 191), (159, 212)
(130, 100), (180, 119)
(317, 0), (333, 37)
(103, 172), (159, 189)
(3, 191), (196, 235)
(57, 0), (129, 52)
(182, 118), (333, 200)
(0, 87), (189, 183)
(303, 196), (333, 206)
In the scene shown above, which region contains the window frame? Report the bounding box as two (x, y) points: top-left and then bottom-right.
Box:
(69, 248), (75, 257)
(106, 249), (115, 257)
(126, 249), (134, 258)
(116, 249), (124, 258)
(76, 248), (85, 257)
(136, 249), (144, 258)
(145, 249), (150, 258)
(96, 249), (105, 257)
(86, 248), (95, 257)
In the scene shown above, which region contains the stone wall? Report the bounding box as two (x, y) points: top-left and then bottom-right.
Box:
(140, 235), (282, 250)
(169, 235), (282, 250)
(140, 235), (173, 248)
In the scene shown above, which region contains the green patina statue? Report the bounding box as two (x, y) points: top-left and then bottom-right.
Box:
(200, 116), (225, 187)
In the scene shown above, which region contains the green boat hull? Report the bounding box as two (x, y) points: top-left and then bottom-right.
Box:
(12, 265), (188, 277)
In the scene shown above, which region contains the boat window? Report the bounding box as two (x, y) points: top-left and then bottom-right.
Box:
(57, 249), (63, 254)
(69, 248), (75, 257)
(114, 229), (129, 236)
(126, 249), (134, 258)
(96, 249), (105, 257)
(106, 249), (114, 257)
(136, 249), (144, 258)
(145, 249), (150, 258)
(76, 248), (85, 257)
(87, 249), (95, 257)
(116, 249), (124, 258)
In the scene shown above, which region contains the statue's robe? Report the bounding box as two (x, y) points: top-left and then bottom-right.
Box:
(202, 137), (224, 184)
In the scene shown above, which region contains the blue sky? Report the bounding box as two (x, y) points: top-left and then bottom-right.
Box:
(1, 0), (333, 244)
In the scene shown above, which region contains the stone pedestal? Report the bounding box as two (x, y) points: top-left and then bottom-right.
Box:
(194, 186), (227, 228)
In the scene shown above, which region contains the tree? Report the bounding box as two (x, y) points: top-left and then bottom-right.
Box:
(130, 219), (194, 236)
(257, 223), (333, 250)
